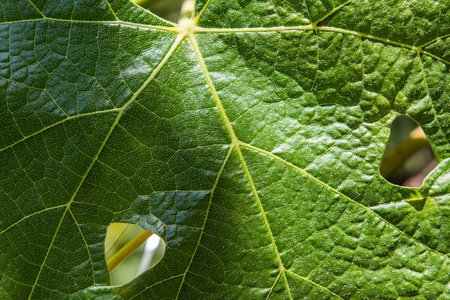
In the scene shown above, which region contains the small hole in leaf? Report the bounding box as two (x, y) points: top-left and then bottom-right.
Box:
(105, 223), (165, 285)
(131, 0), (183, 23)
(380, 115), (437, 187)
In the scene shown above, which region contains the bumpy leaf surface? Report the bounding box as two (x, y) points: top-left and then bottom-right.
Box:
(1, 0), (450, 299)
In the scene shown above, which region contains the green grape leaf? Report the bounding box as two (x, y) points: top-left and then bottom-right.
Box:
(1, 0), (450, 299)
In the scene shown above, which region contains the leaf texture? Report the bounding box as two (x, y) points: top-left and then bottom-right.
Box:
(0, 0), (449, 299)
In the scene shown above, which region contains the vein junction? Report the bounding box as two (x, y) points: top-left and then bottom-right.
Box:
(2, 3), (449, 299)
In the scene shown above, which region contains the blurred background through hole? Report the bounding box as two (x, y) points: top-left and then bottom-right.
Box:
(105, 223), (165, 285)
(132, 0), (183, 22)
(380, 115), (437, 187)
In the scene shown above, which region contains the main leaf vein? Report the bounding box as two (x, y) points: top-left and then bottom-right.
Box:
(26, 31), (185, 299)
(239, 141), (449, 258)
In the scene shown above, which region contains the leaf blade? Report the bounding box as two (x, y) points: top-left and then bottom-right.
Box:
(1, 0), (450, 299)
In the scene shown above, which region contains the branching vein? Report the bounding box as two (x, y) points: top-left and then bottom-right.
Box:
(239, 141), (449, 258)
(174, 145), (233, 299)
(25, 30), (185, 300)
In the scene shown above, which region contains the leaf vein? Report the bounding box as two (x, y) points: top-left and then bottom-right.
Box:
(190, 28), (290, 298)
(265, 271), (282, 300)
(0, 108), (121, 153)
(419, 33), (450, 48)
(28, 208), (68, 299)
(174, 145), (233, 299)
(0, 18), (179, 32)
(26, 0), (45, 18)
(313, 0), (354, 26)
(239, 141), (449, 258)
(104, 0), (119, 21)
(68, 208), (97, 285)
(192, 26), (449, 65)
(286, 270), (344, 300)
(194, 0), (213, 24)
(127, 274), (184, 300)
(0, 205), (66, 235)
(417, 54), (450, 148)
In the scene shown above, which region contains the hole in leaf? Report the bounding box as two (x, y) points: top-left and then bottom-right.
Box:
(105, 223), (166, 285)
(131, 0), (183, 23)
(380, 115), (437, 187)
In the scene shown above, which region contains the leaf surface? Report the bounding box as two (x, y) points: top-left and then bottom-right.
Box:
(1, 0), (450, 299)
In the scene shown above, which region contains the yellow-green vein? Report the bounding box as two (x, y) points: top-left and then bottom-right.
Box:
(1, 28), (183, 155)
(69, 208), (97, 284)
(121, 32), (186, 111)
(265, 271), (283, 300)
(416, 55), (450, 148)
(235, 144), (293, 299)
(239, 141), (450, 258)
(174, 145), (234, 299)
(128, 0), (178, 27)
(0, 18), (180, 33)
(316, 26), (450, 65)
(417, 53), (450, 147)
(419, 33), (450, 48)
(193, 25), (314, 33)
(188, 32), (238, 145)
(2, 17), (447, 66)
(26, 0), (45, 18)
(27, 31), (184, 299)
(0, 108), (122, 153)
(194, 0), (213, 24)
(286, 270), (344, 300)
(191, 26), (449, 65)
(189, 30), (293, 299)
(27, 109), (122, 299)
(0, 204), (66, 235)
(104, 0), (120, 21)
(313, 0), (354, 27)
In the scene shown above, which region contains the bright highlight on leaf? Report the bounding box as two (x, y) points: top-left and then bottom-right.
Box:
(0, 0), (449, 299)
